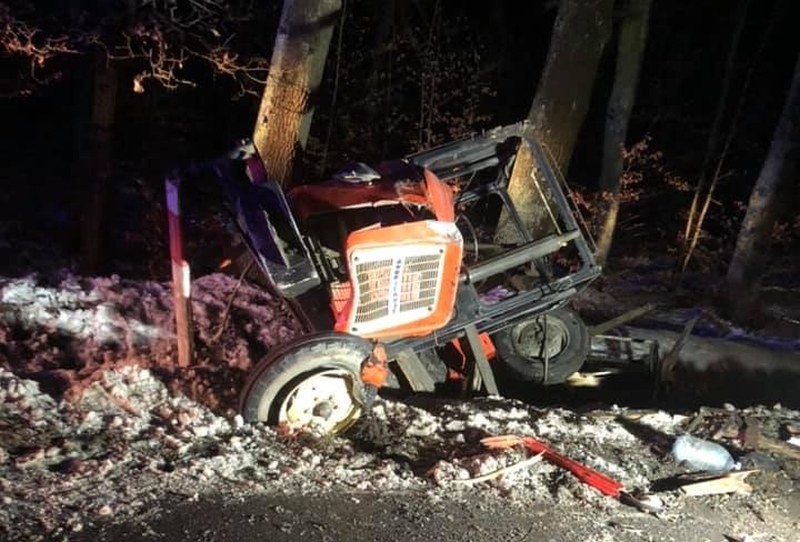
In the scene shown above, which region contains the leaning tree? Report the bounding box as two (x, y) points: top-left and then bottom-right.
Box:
(251, 0), (342, 187)
(726, 52), (800, 316)
(497, 0), (614, 244)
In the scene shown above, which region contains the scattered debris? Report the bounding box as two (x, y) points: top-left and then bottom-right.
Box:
(619, 489), (664, 514)
(739, 451), (780, 472)
(478, 434), (671, 513)
(756, 435), (800, 460)
(451, 452), (544, 485)
(784, 421), (800, 438)
(481, 435), (623, 497)
(676, 470), (758, 496)
(657, 314), (699, 389)
(671, 434), (737, 472)
(740, 417), (761, 449)
(2, 271), (800, 541)
(784, 422), (800, 448)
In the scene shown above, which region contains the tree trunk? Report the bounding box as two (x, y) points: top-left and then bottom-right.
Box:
(79, 50), (118, 275)
(595, 0), (652, 265)
(499, 0), (614, 243)
(252, 0), (342, 187)
(726, 53), (800, 312)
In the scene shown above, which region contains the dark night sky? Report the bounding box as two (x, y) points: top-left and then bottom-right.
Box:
(1, 1), (796, 170)
(0, 0), (797, 272)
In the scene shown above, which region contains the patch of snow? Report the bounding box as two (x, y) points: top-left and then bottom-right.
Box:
(2, 270), (798, 541)
(1, 276), (164, 345)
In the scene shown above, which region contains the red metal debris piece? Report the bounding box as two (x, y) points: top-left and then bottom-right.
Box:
(360, 342), (390, 388)
(481, 435), (624, 498)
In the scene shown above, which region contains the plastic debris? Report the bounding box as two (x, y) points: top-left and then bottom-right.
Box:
(678, 470), (757, 496)
(739, 451), (780, 472)
(671, 435), (737, 472)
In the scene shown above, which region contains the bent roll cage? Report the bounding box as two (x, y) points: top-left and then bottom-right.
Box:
(168, 123), (600, 358)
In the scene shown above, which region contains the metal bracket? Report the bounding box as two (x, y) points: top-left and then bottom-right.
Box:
(464, 324), (500, 396)
(394, 349), (436, 392)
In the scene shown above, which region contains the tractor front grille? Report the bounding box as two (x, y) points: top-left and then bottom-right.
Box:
(349, 249), (444, 334)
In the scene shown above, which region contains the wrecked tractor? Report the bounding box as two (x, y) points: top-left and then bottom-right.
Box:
(188, 123), (601, 434)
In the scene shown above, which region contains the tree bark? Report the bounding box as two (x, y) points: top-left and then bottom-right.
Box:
(726, 53), (800, 310)
(252, 0), (342, 186)
(499, 0), (614, 243)
(595, 0), (652, 265)
(79, 50), (118, 275)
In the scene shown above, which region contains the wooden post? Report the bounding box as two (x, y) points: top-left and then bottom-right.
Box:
(165, 173), (194, 367)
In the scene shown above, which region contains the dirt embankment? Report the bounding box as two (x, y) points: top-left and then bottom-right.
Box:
(1, 271), (799, 541)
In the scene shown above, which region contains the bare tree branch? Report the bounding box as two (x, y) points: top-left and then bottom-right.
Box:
(1, 0), (271, 96)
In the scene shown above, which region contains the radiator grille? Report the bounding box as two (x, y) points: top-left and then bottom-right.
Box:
(353, 259), (392, 323)
(398, 255), (441, 311)
(351, 250), (444, 331)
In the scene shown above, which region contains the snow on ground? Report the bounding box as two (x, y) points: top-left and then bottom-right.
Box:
(0, 272), (303, 409)
(1, 272), (799, 541)
(1, 275), (164, 344)
(0, 360), (685, 541)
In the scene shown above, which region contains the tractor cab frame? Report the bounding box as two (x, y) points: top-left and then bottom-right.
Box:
(170, 122), (602, 435)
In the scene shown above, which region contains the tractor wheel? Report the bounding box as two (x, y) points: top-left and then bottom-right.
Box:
(240, 333), (373, 435)
(493, 307), (589, 385)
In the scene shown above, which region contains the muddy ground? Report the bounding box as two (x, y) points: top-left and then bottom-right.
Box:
(1, 269), (800, 542)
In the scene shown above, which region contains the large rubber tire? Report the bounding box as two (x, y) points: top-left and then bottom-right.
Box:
(493, 307), (589, 385)
(240, 333), (373, 432)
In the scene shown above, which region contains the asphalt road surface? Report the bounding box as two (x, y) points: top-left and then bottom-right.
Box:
(76, 487), (800, 542)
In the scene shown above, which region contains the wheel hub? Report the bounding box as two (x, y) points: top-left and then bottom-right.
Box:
(513, 316), (569, 361)
(279, 369), (360, 434)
